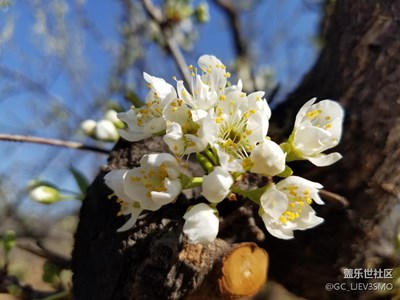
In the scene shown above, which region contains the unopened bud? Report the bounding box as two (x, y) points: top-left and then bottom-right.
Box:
(194, 2), (209, 23)
(95, 119), (119, 142)
(104, 110), (124, 129)
(29, 185), (60, 204)
(80, 119), (96, 137)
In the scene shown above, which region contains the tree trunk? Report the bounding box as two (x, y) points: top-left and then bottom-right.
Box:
(72, 1), (400, 299)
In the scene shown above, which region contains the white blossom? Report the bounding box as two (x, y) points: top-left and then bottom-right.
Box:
(183, 203), (219, 244)
(105, 153), (182, 231)
(163, 99), (208, 155)
(118, 73), (177, 142)
(197, 54), (228, 93)
(248, 138), (286, 176)
(202, 89), (271, 172)
(260, 176), (324, 239)
(289, 98), (344, 166)
(201, 166), (233, 203)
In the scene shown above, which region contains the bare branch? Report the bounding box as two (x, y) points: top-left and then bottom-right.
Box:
(142, 0), (192, 89)
(0, 134), (110, 154)
(17, 241), (71, 269)
(213, 0), (245, 57)
(213, 0), (255, 91)
(320, 189), (349, 207)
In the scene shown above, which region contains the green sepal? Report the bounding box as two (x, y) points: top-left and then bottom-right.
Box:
(2, 230), (16, 253)
(180, 174), (203, 189)
(42, 260), (62, 285)
(231, 184), (271, 205)
(277, 165), (293, 178)
(69, 166), (89, 196)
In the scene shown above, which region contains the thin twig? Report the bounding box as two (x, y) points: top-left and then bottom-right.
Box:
(213, 0), (256, 91)
(142, 0), (192, 89)
(17, 242), (71, 269)
(213, 0), (245, 58)
(320, 189), (349, 207)
(0, 134), (110, 154)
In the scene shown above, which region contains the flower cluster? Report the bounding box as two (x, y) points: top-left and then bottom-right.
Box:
(105, 55), (344, 243)
(80, 109), (123, 143)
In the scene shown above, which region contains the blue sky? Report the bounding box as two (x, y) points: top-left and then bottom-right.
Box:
(0, 0), (321, 223)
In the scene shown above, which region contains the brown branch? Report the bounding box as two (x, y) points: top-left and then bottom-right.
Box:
(213, 0), (255, 91)
(0, 134), (110, 154)
(142, 0), (192, 89)
(319, 189), (349, 207)
(213, 0), (245, 57)
(17, 241), (71, 270)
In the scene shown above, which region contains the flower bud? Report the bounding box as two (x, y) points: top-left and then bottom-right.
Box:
(183, 203), (219, 244)
(95, 119), (119, 142)
(104, 109), (124, 129)
(29, 185), (60, 204)
(194, 2), (209, 23)
(80, 119), (96, 137)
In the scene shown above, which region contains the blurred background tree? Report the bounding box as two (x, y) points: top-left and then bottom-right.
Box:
(1, 0), (400, 299)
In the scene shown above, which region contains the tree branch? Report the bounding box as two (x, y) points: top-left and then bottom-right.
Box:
(17, 241), (71, 270)
(0, 134), (109, 154)
(142, 0), (192, 89)
(213, 0), (255, 91)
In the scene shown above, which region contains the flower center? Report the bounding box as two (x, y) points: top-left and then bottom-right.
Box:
(278, 185), (312, 224)
(217, 113), (254, 158)
(305, 109), (333, 130)
(135, 101), (162, 126)
(131, 164), (169, 199)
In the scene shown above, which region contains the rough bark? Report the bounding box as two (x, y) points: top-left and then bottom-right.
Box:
(266, 1), (400, 299)
(73, 1), (400, 299)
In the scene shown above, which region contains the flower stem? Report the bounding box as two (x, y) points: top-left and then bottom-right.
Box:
(204, 148), (218, 165)
(180, 174), (203, 189)
(231, 185), (270, 205)
(196, 152), (214, 173)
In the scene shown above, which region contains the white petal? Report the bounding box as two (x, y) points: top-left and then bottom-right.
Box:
(192, 75), (218, 110)
(163, 100), (189, 124)
(164, 122), (185, 155)
(95, 120), (119, 141)
(143, 72), (177, 101)
(122, 169), (149, 202)
(183, 203), (219, 244)
(311, 99), (344, 122)
(250, 139), (286, 176)
(294, 98), (317, 127)
(293, 126), (331, 155)
(246, 112), (269, 144)
(260, 185), (288, 219)
(277, 176), (323, 190)
(146, 117), (166, 135)
(215, 145), (244, 173)
(201, 167), (233, 203)
(198, 55), (227, 92)
(151, 178), (181, 206)
(118, 128), (150, 142)
(177, 80), (193, 104)
(80, 119), (96, 135)
(307, 152), (342, 167)
(261, 215), (294, 240)
(199, 112), (218, 145)
(184, 134), (208, 154)
(140, 153), (179, 171)
(117, 207), (143, 232)
(104, 169), (131, 201)
(295, 205), (324, 230)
